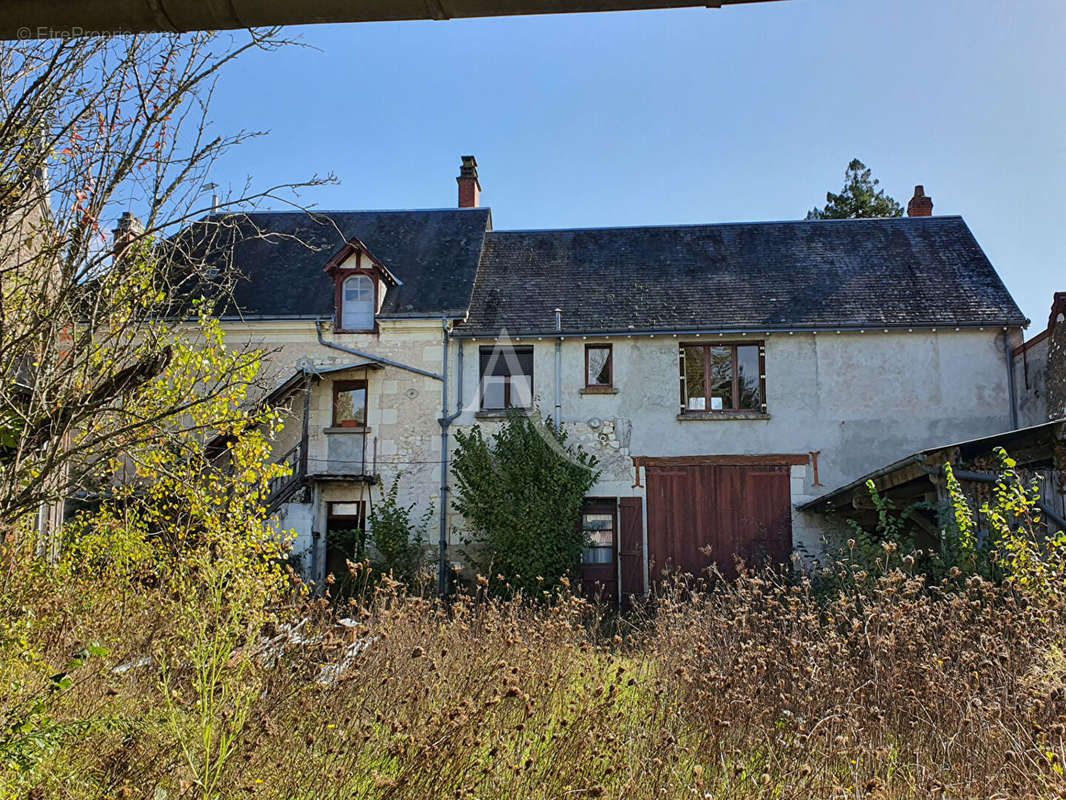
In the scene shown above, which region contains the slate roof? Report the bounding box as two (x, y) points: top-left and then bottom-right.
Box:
(199, 208), (492, 319)
(459, 216), (1027, 336)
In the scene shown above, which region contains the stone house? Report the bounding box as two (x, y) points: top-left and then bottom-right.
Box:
(210, 159), (1028, 599)
(209, 204), (491, 582)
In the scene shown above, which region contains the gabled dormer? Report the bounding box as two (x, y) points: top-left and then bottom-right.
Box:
(324, 236), (400, 333)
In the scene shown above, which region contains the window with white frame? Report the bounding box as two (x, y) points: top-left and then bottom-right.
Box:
(341, 274), (375, 331)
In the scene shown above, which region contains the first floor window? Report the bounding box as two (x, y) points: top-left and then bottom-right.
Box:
(581, 509), (615, 565)
(679, 342), (765, 413)
(333, 379), (367, 427)
(585, 344), (613, 388)
(479, 345), (533, 410)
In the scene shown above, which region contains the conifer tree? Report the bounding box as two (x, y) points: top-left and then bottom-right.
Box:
(807, 158), (903, 219)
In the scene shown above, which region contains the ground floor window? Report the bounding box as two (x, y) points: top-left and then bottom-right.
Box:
(581, 506), (615, 564)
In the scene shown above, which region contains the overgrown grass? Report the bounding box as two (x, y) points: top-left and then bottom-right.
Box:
(2, 545), (1064, 799)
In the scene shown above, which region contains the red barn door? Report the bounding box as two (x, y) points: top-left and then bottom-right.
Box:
(645, 461), (793, 583)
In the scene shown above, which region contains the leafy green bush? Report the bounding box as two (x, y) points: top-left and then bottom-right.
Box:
(815, 448), (1064, 601)
(1, 633), (108, 776)
(452, 410), (599, 597)
(970, 452), (1066, 602)
(367, 477), (430, 587)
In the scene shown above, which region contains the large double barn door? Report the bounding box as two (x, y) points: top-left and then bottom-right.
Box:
(645, 460), (793, 582)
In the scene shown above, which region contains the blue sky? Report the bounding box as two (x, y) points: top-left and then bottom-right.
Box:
(206, 0), (1065, 332)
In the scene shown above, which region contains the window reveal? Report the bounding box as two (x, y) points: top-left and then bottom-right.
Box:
(479, 346), (534, 410)
(679, 342), (765, 413)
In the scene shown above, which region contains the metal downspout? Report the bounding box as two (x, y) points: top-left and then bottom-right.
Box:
(438, 320), (450, 597)
(438, 335), (465, 597)
(454, 339), (464, 415)
(554, 308), (562, 433)
(1004, 329), (1019, 430)
(314, 318), (452, 597)
(311, 483), (323, 589)
(300, 367), (311, 478)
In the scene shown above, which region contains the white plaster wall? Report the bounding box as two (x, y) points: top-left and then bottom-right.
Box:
(1014, 335), (1050, 428)
(449, 329), (1017, 562)
(277, 502), (313, 572)
(224, 318), (1019, 573)
(454, 329), (1015, 493)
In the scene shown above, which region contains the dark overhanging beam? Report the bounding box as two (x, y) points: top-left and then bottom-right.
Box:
(1, 0), (785, 40)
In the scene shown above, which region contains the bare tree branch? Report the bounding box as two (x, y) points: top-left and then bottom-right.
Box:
(0, 30), (334, 525)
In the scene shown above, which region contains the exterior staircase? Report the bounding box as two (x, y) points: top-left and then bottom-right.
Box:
(266, 439), (307, 513)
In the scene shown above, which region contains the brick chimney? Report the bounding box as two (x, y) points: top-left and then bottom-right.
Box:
(907, 185), (933, 217)
(457, 155), (480, 209)
(112, 211), (144, 258)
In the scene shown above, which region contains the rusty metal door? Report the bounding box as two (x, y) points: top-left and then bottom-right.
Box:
(646, 464), (792, 582)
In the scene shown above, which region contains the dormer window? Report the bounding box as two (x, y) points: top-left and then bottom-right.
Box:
(341, 275), (375, 331)
(324, 235), (399, 334)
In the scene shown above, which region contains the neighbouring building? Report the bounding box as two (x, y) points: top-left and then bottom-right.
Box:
(1, 165), (67, 550)
(203, 202), (492, 581)
(1013, 292), (1066, 427)
(198, 160), (1029, 601)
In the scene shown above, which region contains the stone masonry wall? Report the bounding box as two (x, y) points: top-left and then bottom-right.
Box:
(1047, 296), (1066, 420)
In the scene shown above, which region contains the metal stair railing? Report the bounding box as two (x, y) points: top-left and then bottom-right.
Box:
(266, 438), (306, 512)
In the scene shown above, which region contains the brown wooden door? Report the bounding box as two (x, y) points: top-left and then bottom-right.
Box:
(619, 497), (644, 603)
(578, 499), (618, 605)
(646, 464), (792, 583)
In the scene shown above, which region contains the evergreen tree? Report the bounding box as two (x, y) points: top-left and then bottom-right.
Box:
(807, 158), (904, 219)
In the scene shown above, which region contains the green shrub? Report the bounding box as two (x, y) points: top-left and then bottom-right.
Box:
(367, 477), (430, 587)
(452, 410), (599, 597)
(815, 448), (1064, 601)
(972, 451), (1066, 602)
